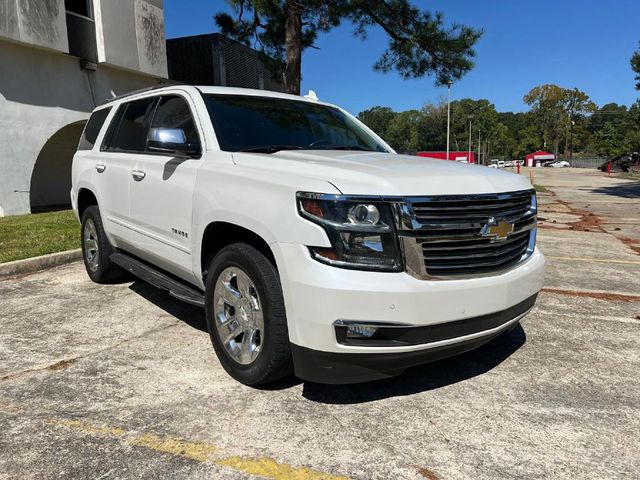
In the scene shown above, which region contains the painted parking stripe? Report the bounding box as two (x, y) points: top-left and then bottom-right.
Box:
(50, 417), (349, 480)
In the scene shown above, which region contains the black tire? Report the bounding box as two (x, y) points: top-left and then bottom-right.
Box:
(205, 243), (292, 386)
(80, 205), (125, 283)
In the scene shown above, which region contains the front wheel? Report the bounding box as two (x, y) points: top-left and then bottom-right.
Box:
(80, 206), (125, 283)
(205, 243), (292, 386)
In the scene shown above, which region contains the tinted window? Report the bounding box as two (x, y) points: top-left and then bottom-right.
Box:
(151, 96), (200, 146)
(106, 98), (157, 152)
(78, 107), (111, 150)
(203, 95), (388, 153)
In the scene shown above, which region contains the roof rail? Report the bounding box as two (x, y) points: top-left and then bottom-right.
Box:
(103, 81), (185, 104)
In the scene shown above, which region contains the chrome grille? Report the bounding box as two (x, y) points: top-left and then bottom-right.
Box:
(396, 190), (537, 278)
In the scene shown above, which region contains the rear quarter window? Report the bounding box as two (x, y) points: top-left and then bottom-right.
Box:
(78, 107), (112, 150)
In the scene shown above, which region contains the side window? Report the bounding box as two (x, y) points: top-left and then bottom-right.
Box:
(78, 107), (111, 150)
(151, 96), (200, 146)
(105, 97), (157, 153)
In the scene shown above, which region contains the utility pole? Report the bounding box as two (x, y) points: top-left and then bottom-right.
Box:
(446, 82), (452, 161)
(477, 128), (481, 165)
(569, 119), (575, 161)
(468, 116), (473, 163)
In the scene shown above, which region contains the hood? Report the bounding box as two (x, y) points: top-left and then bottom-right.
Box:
(232, 150), (533, 196)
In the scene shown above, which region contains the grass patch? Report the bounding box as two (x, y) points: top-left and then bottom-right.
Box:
(533, 184), (549, 193)
(0, 210), (79, 264)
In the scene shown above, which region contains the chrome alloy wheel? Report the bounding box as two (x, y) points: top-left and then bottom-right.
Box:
(213, 267), (264, 365)
(83, 218), (99, 272)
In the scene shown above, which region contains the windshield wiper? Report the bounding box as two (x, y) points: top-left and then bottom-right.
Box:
(238, 145), (307, 154)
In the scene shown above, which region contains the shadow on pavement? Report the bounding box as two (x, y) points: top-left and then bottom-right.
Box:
(127, 279), (526, 400)
(591, 182), (640, 199)
(302, 324), (526, 404)
(128, 280), (207, 333)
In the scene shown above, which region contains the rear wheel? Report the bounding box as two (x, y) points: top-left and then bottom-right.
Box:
(205, 243), (292, 386)
(81, 206), (124, 283)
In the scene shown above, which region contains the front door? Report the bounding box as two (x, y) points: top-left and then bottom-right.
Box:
(128, 93), (204, 281)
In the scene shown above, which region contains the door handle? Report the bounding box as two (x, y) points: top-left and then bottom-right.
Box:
(95, 164), (106, 173)
(131, 170), (146, 181)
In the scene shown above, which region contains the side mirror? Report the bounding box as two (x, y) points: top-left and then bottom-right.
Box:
(147, 128), (201, 158)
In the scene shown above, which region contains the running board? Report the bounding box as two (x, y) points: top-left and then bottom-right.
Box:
(110, 252), (205, 308)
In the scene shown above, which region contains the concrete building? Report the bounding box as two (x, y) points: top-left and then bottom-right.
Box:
(0, 0), (168, 216)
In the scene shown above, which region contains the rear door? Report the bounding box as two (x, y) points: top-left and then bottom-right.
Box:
(98, 96), (158, 248)
(128, 93), (204, 280)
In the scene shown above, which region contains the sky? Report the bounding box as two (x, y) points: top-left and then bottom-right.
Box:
(164, 0), (640, 115)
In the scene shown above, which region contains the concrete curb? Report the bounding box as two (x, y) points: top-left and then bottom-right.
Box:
(0, 249), (83, 277)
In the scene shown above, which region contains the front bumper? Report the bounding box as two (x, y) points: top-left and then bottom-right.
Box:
(273, 243), (545, 383)
(291, 295), (534, 383)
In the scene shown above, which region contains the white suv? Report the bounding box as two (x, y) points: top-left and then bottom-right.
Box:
(71, 85), (545, 385)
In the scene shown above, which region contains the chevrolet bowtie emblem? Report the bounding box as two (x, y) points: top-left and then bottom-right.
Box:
(479, 217), (514, 241)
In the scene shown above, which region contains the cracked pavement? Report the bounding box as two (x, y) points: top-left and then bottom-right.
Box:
(0, 168), (639, 479)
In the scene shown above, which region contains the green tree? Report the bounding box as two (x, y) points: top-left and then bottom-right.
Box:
(523, 84), (565, 154)
(515, 124), (541, 159)
(358, 106), (397, 139)
(497, 111), (540, 158)
(589, 103), (629, 132)
(624, 100), (640, 152)
(564, 88), (596, 159)
(591, 122), (624, 157)
(415, 102), (447, 151)
(490, 122), (517, 160)
(385, 109), (423, 153)
(523, 85), (595, 158)
(449, 98), (498, 159)
(631, 42), (640, 90)
(623, 130), (640, 153)
(215, 1), (482, 94)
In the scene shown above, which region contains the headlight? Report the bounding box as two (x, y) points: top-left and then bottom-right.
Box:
(297, 192), (402, 271)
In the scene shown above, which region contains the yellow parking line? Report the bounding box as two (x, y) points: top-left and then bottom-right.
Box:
(128, 433), (218, 462)
(546, 255), (640, 265)
(49, 417), (348, 479)
(219, 457), (349, 480)
(51, 418), (127, 437)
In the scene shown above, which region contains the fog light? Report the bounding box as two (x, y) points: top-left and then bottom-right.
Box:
(346, 324), (378, 338)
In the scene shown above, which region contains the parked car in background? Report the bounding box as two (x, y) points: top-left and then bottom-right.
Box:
(598, 155), (633, 173)
(71, 85), (545, 386)
(490, 159), (506, 168)
(545, 160), (570, 168)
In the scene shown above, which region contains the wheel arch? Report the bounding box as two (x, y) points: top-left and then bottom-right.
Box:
(200, 221), (277, 281)
(77, 188), (98, 219)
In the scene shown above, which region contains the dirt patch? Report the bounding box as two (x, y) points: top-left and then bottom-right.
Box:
(542, 288), (640, 302)
(618, 236), (640, 255)
(554, 200), (605, 232)
(417, 467), (440, 480)
(46, 358), (77, 371)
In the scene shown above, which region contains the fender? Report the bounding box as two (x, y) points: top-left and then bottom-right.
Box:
(190, 158), (340, 287)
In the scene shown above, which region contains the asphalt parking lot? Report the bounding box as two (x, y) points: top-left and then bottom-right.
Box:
(1, 168), (639, 480)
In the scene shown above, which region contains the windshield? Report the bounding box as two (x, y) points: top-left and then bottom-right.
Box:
(203, 94), (389, 153)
